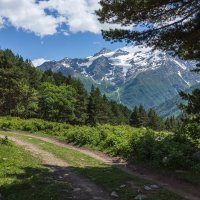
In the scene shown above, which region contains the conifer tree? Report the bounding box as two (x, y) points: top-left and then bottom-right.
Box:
(138, 105), (149, 127)
(148, 108), (163, 131)
(96, 0), (200, 66)
(130, 106), (140, 127)
(87, 85), (97, 126)
(73, 79), (88, 125)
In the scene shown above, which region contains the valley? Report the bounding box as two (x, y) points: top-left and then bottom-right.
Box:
(38, 45), (200, 117)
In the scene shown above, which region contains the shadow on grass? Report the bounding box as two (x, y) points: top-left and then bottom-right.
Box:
(1, 164), (188, 200)
(1, 166), (72, 200)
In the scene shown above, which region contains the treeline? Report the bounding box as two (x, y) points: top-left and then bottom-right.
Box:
(0, 49), (180, 130)
(130, 105), (180, 131)
(0, 49), (131, 125)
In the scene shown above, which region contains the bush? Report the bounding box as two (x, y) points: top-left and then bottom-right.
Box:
(0, 116), (199, 171)
(129, 131), (199, 170)
(0, 136), (9, 145)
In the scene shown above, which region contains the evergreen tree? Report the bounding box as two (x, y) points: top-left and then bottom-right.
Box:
(97, 0), (200, 138)
(0, 49), (132, 126)
(178, 90), (200, 140)
(165, 116), (179, 131)
(96, 0), (200, 67)
(148, 109), (163, 131)
(138, 105), (148, 127)
(130, 106), (140, 127)
(87, 85), (97, 126)
(0, 50), (28, 115)
(73, 79), (88, 125)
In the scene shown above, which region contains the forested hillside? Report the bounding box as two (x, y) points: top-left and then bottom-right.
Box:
(0, 49), (131, 125)
(0, 49), (179, 131)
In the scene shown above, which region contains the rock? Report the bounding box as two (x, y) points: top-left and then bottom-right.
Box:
(144, 185), (152, 191)
(150, 184), (159, 189)
(119, 184), (126, 188)
(73, 188), (81, 192)
(111, 191), (119, 198)
(134, 194), (147, 200)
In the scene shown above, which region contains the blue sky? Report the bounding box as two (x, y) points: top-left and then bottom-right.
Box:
(0, 0), (126, 65)
(0, 26), (124, 61)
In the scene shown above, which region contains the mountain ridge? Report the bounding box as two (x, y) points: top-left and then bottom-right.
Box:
(37, 45), (200, 117)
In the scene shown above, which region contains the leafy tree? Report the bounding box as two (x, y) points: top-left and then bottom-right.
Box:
(0, 49), (132, 126)
(13, 83), (39, 118)
(96, 0), (200, 66)
(39, 82), (76, 122)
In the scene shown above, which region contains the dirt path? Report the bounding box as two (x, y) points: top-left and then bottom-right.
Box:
(3, 131), (200, 200)
(0, 135), (110, 200)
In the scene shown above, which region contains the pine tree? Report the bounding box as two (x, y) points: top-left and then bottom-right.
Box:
(130, 106), (140, 127)
(87, 85), (97, 126)
(148, 109), (163, 131)
(96, 0), (200, 67)
(73, 79), (88, 125)
(138, 105), (148, 127)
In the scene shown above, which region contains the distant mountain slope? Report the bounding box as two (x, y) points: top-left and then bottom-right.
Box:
(37, 45), (200, 114)
(154, 83), (200, 118)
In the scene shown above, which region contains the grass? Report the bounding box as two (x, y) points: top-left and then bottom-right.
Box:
(0, 137), (72, 200)
(0, 132), (186, 200)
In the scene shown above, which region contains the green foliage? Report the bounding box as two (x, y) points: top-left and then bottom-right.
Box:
(130, 131), (198, 170)
(1, 117), (199, 172)
(178, 89), (200, 142)
(96, 0), (200, 67)
(0, 136), (9, 145)
(39, 82), (76, 122)
(130, 105), (165, 131)
(165, 116), (180, 132)
(0, 49), (131, 125)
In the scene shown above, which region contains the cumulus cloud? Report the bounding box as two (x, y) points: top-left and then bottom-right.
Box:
(0, 16), (5, 28)
(32, 58), (49, 67)
(0, 0), (128, 37)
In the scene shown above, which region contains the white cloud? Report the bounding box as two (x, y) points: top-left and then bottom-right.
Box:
(0, 0), (130, 36)
(32, 58), (49, 67)
(0, 16), (4, 28)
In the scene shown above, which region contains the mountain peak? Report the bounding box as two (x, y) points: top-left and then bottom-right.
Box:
(93, 48), (111, 57)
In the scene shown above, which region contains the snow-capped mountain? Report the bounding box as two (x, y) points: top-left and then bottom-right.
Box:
(38, 45), (200, 116)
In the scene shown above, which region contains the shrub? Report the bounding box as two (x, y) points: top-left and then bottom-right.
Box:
(0, 136), (9, 145)
(0, 116), (199, 172)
